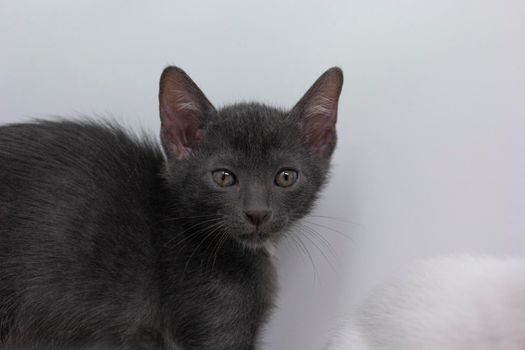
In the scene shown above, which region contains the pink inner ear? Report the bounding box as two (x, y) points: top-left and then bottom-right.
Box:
(301, 96), (338, 156)
(159, 66), (216, 160)
(160, 101), (205, 160)
(162, 127), (192, 161)
(303, 122), (337, 157)
(291, 68), (342, 158)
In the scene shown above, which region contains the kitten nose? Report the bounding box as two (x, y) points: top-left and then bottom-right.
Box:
(244, 209), (271, 227)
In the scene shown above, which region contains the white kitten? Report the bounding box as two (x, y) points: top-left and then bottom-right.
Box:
(326, 256), (525, 350)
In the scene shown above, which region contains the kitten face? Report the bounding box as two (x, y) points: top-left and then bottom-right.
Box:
(159, 67), (343, 249)
(165, 104), (327, 248)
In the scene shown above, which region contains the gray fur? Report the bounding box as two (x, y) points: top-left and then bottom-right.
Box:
(0, 66), (343, 349)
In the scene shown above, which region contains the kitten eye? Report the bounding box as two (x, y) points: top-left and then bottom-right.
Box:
(212, 169), (237, 187)
(275, 169), (298, 188)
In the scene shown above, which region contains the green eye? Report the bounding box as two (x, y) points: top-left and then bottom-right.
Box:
(212, 169), (237, 187)
(275, 169), (298, 187)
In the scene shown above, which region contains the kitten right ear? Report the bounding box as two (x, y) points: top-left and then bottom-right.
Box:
(290, 67), (343, 158)
(159, 66), (217, 160)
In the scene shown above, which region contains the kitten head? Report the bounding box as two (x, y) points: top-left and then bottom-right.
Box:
(159, 66), (343, 249)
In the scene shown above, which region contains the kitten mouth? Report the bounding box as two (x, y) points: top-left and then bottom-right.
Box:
(234, 221), (286, 248)
(236, 231), (273, 245)
(238, 232), (270, 240)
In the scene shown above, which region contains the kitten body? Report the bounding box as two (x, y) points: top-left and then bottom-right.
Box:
(326, 256), (525, 350)
(0, 67), (343, 349)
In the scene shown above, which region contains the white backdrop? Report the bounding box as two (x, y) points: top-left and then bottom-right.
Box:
(1, 1), (524, 349)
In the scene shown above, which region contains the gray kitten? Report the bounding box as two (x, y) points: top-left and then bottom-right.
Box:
(0, 66), (343, 349)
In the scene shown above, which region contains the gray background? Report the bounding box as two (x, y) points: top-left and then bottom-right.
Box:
(1, 1), (524, 349)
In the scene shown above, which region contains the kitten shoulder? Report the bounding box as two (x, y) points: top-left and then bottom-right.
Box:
(325, 255), (525, 350)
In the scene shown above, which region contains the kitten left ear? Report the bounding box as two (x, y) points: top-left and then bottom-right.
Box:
(159, 66), (217, 160)
(290, 67), (343, 158)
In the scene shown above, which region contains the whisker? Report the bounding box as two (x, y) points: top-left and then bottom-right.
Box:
(203, 222), (228, 271)
(297, 223), (339, 258)
(158, 213), (221, 224)
(164, 217), (223, 249)
(209, 227), (230, 271)
(290, 230), (318, 284)
(287, 233), (308, 268)
(182, 222), (224, 280)
(307, 214), (360, 225)
(166, 221), (225, 292)
(297, 225), (338, 273)
(295, 223), (339, 265)
(299, 219), (353, 240)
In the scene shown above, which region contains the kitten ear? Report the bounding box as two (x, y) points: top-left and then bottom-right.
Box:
(159, 66), (217, 160)
(290, 67), (343, 157)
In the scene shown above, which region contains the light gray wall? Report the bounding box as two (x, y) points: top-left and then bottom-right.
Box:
(1, 1), (524, 349)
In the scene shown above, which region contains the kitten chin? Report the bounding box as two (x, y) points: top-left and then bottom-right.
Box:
(234, 232), (281, 254)
(325, 255), (525, 350)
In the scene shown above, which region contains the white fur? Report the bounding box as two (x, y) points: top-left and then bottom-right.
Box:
(326, 256), (525, 350)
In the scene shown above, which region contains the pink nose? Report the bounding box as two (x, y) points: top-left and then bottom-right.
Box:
(244, 209), (271, 226)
